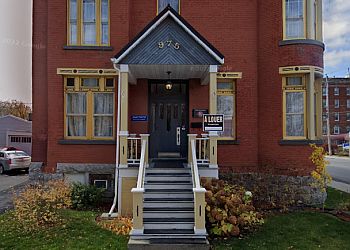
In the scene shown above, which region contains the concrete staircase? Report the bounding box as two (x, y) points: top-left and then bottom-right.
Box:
(128, 167), (209, 250)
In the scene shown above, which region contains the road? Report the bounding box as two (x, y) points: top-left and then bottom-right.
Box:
(327, 156), (350, 185)
(0, 170), (29, 213)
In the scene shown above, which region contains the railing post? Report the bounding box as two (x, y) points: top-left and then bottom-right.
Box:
(119, 131), (129, 167)
(208, 131), (218, 167)
(140, 134), (150, 165)
(193, 188), (206, 235)
(131, 188), (144, 235)
(187, 134), (197, 164)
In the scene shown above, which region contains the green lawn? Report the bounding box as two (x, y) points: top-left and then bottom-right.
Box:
(0, 188), (349, 250)
(0, 210), (128, 250)
(212, 211), (350, 250)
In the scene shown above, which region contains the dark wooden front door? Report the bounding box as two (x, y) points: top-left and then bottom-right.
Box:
(149, 81), (188, 159)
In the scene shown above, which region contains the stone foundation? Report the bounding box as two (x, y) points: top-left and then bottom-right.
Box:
(29, 162), (64, 182)
(220, 172), (327, 207)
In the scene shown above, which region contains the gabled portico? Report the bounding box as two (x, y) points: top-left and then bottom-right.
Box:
(109, 5), (225, 246)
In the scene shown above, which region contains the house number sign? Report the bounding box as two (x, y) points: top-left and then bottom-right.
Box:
(158, 40), (180, 50)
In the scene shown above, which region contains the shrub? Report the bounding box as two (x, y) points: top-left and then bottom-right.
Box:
(310, 144), (332, 193)
(202, 179), (264, 238)
(71, 183), (104, 210)
(97, 216), (133, 236)
(13, 180), (72, 231)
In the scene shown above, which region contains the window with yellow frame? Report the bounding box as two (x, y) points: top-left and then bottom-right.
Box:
(68, 0), (110, 46)
(217, 79), (236, 139)
(283, 75), (307, 139)
(64, 76), (115, 140)
(283, 0), (322, 41)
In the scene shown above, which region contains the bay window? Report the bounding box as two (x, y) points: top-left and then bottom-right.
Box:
(68, 0), (110, 46)
(281, 67), (323, 140)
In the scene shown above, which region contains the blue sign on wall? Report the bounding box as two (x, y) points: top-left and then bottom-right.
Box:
(131, 115), (148, 122)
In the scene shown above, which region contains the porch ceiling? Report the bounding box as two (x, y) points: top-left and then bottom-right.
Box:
(128, 64), (209, 80)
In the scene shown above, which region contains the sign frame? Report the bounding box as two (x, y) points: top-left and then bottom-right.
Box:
(203, 114), (224, 132)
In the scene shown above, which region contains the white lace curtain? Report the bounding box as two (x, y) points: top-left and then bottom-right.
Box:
(67, 93), (87, 137)
(286, 92), (304, 137)
(217, 95), (234, 138)
(83, 0), (96, 44)
(94, 93), (114, 137)
(286, 0), (304, 38)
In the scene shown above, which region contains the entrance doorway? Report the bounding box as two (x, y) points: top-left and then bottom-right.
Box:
(149, 81), (188, 159)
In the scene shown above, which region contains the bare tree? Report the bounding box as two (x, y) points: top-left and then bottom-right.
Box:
(0, 100), (31, 120)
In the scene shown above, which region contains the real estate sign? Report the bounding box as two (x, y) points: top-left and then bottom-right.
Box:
(203, 114), (224, 132)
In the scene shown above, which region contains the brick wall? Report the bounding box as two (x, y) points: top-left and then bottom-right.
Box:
(32, 0), (323, 175)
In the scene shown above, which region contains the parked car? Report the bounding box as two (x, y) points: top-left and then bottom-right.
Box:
(0, 150), (31, 174)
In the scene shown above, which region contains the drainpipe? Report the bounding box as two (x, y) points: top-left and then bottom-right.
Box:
(108, 58), (121, 216)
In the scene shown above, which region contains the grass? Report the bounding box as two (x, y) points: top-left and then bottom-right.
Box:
(325, 187), (350, 210)
(212, 211), (350, 250)
(0, 210), (128, 250)
(0, 188), (349, 250)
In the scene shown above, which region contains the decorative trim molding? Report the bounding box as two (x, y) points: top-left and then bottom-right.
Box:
(217, 72), (242, 79)
(58, 139), (116, 145)
(279, 139), (323, 146)
(63, 46), (114, 51)
(278, 39), (325, 50)
(57, 68), (118, 76)
(279, 65), (324, 76)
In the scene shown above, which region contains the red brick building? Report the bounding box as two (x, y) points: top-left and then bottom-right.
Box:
(322, 78), (350, 137)
(32, 0), (324, 241)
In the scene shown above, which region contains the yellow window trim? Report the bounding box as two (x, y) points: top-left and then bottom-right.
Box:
(157, 0), (181, 15)
(57, 68), (118, 76)
(67, 0), (110, 46)
(279, 65), (323, 76)
(282, 75), (308, 140)
(64, 76), (115, 140)
(217, 78), (236, 140)
(282, 0), (322, 41)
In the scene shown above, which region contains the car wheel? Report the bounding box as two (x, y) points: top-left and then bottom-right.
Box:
(0, 165), (4, 175)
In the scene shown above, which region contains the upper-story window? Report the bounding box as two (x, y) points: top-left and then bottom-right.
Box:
(68, 0), (110, 46)
(334, 87), (339, 96)
(283, 0), (322, 41)
(158, 0), (180, 14)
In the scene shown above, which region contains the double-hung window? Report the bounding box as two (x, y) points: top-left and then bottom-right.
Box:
(334, 87), (339, 96)
(334, 112), (340, 121)
(64, 76), (115, 140)
(283, 0), (322, 41)
(217, 79), (236, 139)
(283, 76), (306, 139)
(68, 0), (110, 46)
(335, 99), (340, 109)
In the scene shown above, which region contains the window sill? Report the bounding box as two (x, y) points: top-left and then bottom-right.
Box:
(218, 139), (240, 145)
(63, 46), (114, 51)
(279, 139), (323, 146)
(279, 39), (325, 50)
(58, 139), (116, 145)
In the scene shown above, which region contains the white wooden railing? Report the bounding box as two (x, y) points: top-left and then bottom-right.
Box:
(188, 135), (207, 235)
(127, 135), (141, 165)
(195, 135), (210, 165)
(130, 134), (149, 235)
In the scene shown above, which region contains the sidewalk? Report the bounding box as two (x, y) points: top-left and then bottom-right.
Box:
(0, 180), (31, 214)
(326, 155), (350, 160)
(329, 180), (350, 193)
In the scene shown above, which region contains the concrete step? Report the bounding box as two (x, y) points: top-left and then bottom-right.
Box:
(146, 168), (191, 174)
(143, 210), (194, 219)
(144, 183), (193, 189)
(145, 180), (192, 184)
(145, 176), (192, 182)
(128, 237), (210, 250)
(144, 222), (194, 230)
(144, 191), (194, 199)
(144, 200), (194, 208)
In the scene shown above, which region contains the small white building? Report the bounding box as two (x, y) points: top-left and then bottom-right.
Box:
(0, 115), (32, 155)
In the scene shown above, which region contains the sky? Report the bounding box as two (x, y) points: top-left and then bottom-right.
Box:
(0, 0), (349, 104)
(324, 0), (350, 77)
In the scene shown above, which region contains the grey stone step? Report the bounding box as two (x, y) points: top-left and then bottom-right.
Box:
(144, 200), (194, 208)
(145, 176), (192, 182)
(144, 207), (193, 212)
(144, 191), (194, 199)
(146, 168), (191, 174)
(144, 197), (194, 202)
(128, 238), (210, 250)
(144, 222), (194, 230)
(144, 218), (194, 223)
(144, 184), (193, 189)
(143, 210), (194, 219)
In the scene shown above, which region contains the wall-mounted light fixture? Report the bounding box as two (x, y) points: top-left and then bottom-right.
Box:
(165, 71), (172, 90)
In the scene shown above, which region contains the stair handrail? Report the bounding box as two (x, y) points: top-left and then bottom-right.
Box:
(136, 138), (147, 189)
(190, 138), (201, 189)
